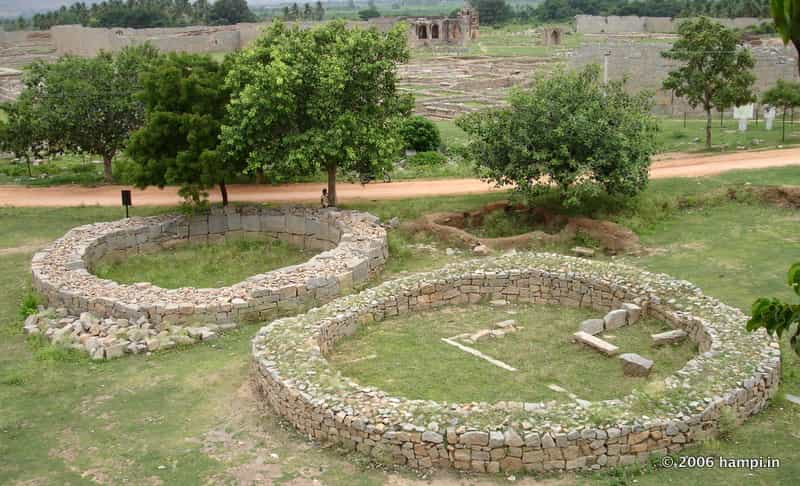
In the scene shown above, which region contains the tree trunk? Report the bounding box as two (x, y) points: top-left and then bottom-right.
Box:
(794, 39), (800, 77)
(219, 179), (229, 206)
(25, 155), (31, 177)
(255, 167), (264, 184)
(327, 164), (337, 207)
(705, 107), (713, 149)
(783, 108), (787, 143)
(103, 154), (113, 182)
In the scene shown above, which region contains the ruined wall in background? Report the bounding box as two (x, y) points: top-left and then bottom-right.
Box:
(575, 15), (770, 34)
(569, 42), (799, 115)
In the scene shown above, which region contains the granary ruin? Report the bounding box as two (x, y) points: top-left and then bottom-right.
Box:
(407, 4), (479, 48)
(542, 26), (564, 46)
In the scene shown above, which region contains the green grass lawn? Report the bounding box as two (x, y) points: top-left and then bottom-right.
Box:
(2, 166), (800, 484)
(330, 303), (694, 403)
(657, 117), (800, 153)
(93, 237), (318, 289)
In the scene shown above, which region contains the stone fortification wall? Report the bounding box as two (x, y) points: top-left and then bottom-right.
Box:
(575, 15), (770, 34)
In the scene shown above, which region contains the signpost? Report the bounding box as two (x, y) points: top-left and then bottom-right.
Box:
(121, 189), (132, 218)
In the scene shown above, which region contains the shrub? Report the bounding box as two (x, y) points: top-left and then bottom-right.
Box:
(19, 292), (39, 319)
(399, 116), (441, 152)
(407, 151), (446, 167)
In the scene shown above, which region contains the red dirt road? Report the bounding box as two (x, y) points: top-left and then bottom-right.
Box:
(1, 148), (799, 207)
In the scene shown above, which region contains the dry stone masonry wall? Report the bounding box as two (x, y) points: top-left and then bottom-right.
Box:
(251, 253), (780, 473)
(27, 207), (387, 358)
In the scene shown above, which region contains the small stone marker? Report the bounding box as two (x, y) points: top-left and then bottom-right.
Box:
(603, 309), (628, 330)
(764, 106), (777, 130)
(621, 302), (642, 324)
(495, 319), (516, 329)
(651, 329), (688, 346)
(579, 318), (604, 336)
(572, 246), (595, 258)
(573, 331), (619, 356)
(620, 353), (653, 377)
(786, 393), (800, 406)
(490, 299), (508, 306)
(473, 244), (490, 256)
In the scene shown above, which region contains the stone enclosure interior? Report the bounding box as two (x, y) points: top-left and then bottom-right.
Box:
(251, 253), (780, 473)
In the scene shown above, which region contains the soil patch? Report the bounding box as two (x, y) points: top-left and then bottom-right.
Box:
(405, 200), (641, 254)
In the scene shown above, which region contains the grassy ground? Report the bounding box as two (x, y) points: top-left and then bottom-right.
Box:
(1, 166), (800, 484)
(330, 303), (694, 403)
(94, 237), (317, 289)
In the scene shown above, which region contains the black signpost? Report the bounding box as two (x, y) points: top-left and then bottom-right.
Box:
(121, 189), (132, 218)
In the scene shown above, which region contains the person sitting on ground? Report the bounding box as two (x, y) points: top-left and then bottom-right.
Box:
(320, 188), (330, 208)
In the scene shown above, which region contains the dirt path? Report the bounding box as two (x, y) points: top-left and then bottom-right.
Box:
(1, 148), (799, 207)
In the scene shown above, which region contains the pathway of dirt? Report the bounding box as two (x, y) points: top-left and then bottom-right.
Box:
(1, 148), (798, 207)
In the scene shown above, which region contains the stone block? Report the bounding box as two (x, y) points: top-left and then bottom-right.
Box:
(620, 353), (653, 377)
(622, 302), (642, 323)
(573, 331), (619, 356)
(651, 329), (688, 346)
(604, 309), (628, 330)
(579, 318), (604, 335)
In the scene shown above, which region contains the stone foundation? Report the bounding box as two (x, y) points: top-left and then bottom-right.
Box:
(251, 253), (780, 473)
(31, 206), (388, 327)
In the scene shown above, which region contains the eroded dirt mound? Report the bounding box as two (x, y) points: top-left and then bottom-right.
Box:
(756, 185), (800, 208)
(405, 200), (641, 254)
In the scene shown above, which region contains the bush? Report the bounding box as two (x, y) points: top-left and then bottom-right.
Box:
(407, 151), (446, 167)
(19, 292), (39, 319)
(399, 116), (441, 152)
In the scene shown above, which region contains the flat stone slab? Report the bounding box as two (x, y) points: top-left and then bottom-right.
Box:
(652, 329), (688, 346)
(572, 246), (596, 258)
(441, 337), (518, 371)
(620, 353), (653, 377)
(573, 331), (619, 356)
(603, 309), (628, 330)
(579, 318), (604, 336)
(786, 394), (800, 406)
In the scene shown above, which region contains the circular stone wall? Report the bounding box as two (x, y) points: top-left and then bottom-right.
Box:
(31, 206), (388, 326)
(251, 253), (780, 473)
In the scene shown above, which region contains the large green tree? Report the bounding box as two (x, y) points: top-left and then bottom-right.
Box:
(209, 0), (255, 25)
(457, 65), (658, 207)
(221, 20), (412, 206)
(771, 0), (800, 76)
(662, 17), (756, 149)
(22, 44), (159, 181)
(127, 53), (243, 206)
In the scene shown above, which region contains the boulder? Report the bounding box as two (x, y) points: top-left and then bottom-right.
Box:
(621, 303), (642, 323)
(472, 244), (490, 256)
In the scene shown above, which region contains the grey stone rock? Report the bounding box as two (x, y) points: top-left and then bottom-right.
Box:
(621, 303), (642, 323)
(604, 309), (628, 330)
(652, 329), (688, 346)
(574, 331), (619, 356)
(472, 244), (490, 256)
(460, 431), (489, 446)
(620, 353), (653, 377)
(572, 246), (596, 258)
(579, 318), (604, 335)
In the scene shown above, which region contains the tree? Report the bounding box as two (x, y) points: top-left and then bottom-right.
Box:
(127, 53), (243, 206)
(761, 79), (800, 141)
(771, 0), (800, 76)
(457, 65), (658, 206)
(221, 20), (412, 206)
(209, 0), (255, 25)
(0, 99), (47, 178)
(399, 115), (441, 152)
(662, 17), (756, 149)
(313, 1), (325, 21)
(474, 0), (512, 25)
(358, 1), (381, 21)
(21, 44), (159, 181)
(747, 262), (800, 356)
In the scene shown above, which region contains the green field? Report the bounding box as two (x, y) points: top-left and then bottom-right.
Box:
(94, 237), (317, 289)
(330, 303), (694, 403)
(1, 167), (800, 484)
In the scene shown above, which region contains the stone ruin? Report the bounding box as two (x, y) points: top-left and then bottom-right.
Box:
(25, 206), (388, 359)
(542, 27), (564, 46)
(251, 252), (780, 473)
(407, 4), (479, 49)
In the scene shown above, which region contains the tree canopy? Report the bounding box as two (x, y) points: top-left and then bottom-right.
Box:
(662, 17), (756, 148)
(457, 65), (658, 207)
(221, 20), (412, 206)
(0, 99), (47, 177)
(126, 52), (243, 206)
(19, 44), (159, 181)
